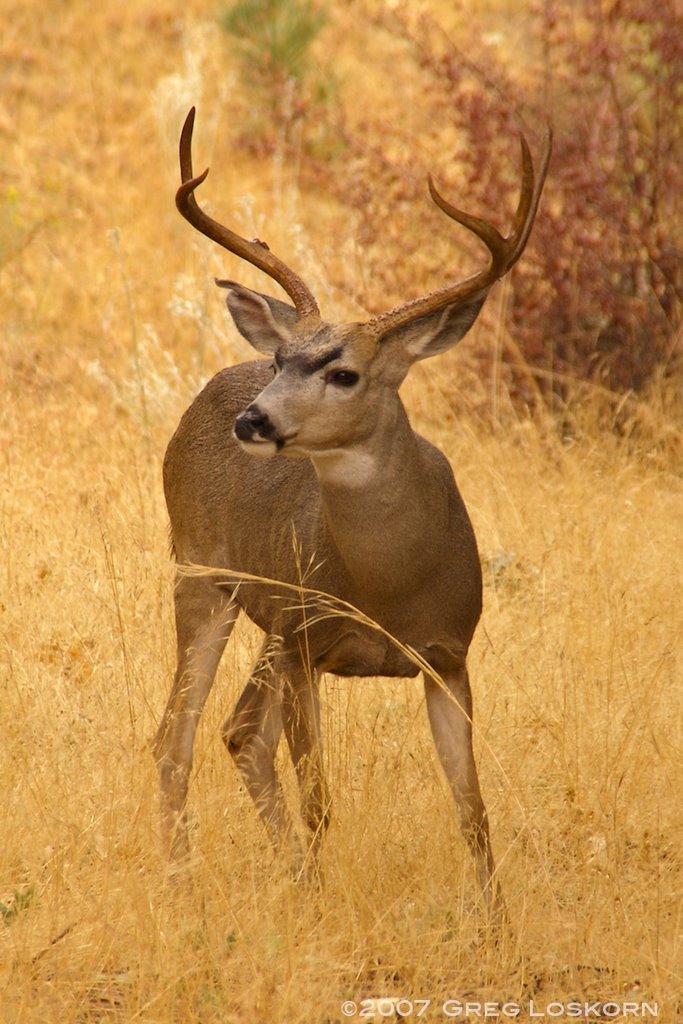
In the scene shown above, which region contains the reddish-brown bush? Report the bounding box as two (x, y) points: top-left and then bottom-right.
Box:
(317, 0), (682, 406)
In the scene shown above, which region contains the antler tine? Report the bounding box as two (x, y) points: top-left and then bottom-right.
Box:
(178, 105), (197, 184)
(507, 128), (552, 267)
(369, 129), (552, 340)
(175, 108), (320, 321)
(427, 174), (508, 274)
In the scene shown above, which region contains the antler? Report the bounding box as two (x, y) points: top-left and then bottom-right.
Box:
(368, 129), (552, 339)
(175, 108), (320, 321)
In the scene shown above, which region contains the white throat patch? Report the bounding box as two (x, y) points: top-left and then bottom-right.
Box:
(310, 448), (378, 488)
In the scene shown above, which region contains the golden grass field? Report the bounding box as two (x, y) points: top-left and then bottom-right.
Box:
(1, 0), (682, 1021)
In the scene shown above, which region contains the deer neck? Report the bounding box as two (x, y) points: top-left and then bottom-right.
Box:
(309, 398), (442, 592)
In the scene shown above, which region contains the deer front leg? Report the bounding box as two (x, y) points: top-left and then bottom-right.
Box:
(280, 656), (330, 868)
(153, 575), (239, 858)
(423, 649), (502, 913)
(222, 639), (294, 853)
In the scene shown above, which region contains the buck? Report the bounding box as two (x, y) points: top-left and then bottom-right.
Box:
(154, 108), (551, 908)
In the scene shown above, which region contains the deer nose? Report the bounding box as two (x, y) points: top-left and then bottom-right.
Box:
(234, 404), (273, 441)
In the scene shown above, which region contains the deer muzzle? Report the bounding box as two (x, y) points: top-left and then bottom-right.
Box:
(234, 404), (287, 455)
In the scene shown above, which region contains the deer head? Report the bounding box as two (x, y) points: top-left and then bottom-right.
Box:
(175, 108), (551, 464)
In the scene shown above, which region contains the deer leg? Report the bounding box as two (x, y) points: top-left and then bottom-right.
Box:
(153, 574), (238, 858)
(221, 639), (294, 852)
(423, 652), (502, 912)
(280, 655), (330, 862)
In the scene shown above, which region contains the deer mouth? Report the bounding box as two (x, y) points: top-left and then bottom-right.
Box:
(233, 423), (299, 456)
(235, 436), (280, 457)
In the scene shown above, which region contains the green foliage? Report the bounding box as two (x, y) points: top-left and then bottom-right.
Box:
(219, 0), (326, 85)
(218, 0), (332, 152)
(0, 885), (35, 925)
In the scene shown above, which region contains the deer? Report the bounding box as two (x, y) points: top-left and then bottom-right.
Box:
(153, 107), (551, 911)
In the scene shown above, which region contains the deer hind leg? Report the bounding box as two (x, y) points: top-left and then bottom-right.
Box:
(423, 651), (502, 912)
(280, 652), (330, 865)
(221, 638), (294, 852)
(153, 574), (238, 858)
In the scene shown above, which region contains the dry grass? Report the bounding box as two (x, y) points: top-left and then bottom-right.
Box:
(1, 0), (682, 1021)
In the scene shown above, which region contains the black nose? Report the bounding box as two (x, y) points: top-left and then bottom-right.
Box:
(234, 404), (273, 441)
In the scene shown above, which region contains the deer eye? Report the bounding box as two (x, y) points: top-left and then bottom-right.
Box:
(327, 369), (359, 388)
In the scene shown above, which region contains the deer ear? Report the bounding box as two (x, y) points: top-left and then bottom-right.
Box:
(380, 292), (487, 364)
(217, 280), (297, 354)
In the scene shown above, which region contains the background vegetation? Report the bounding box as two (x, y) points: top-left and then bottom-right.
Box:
(0, 0), (681, 1021)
